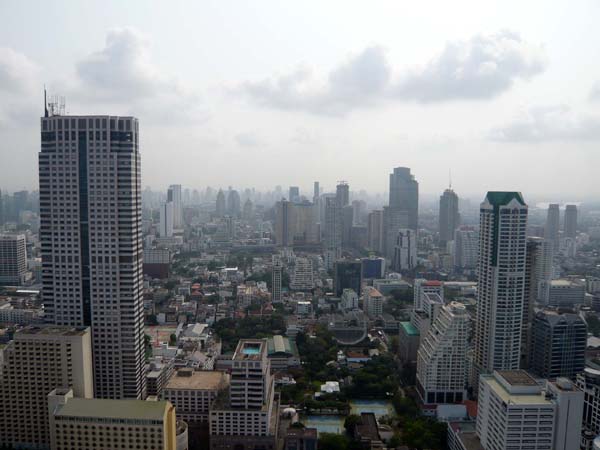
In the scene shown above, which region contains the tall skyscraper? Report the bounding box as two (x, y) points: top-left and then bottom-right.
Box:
(271, 256), (282, 303)
(438, 188), (460, 245)
(472, 192), (528, 389)
(453, 227), (478, 270)
(167, 184), (182, 228)
(289, 186), (300, 203)
(0, 326), (94, 448)
(313, 181), (321, 224)
(545, 203), (560, 251)
(275, 199), (294, 247)
(159, 201), (174, 237)
(324, 197), (342, 269)
(39, 114), (146, 399)
(313, 181), (319, 201)
(215, 189), (226, 216)
(564, 204), (578, 239)
(336, 182), (349, 207)
(388, 167), (418, 231)
(392, 229), (417, 272)
(0, 233), (28, 285)
(416, 301), (469, 404)
(367, 210), (384, 253)
(227, 189), (241, 217)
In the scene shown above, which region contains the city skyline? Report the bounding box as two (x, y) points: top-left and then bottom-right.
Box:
(1, 1), (600, 198)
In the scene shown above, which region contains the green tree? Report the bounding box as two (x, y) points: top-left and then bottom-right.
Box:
(401, 418), (447, 450)
(169, 333), (177, 346)
(318, 433), (350, 450)
(343, 414), (361, 434)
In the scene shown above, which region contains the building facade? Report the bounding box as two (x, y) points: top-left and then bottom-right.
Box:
(0, 233), (28, 285)
(439, 188), (460, 245)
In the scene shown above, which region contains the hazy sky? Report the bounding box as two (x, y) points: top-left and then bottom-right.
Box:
(1, 0), (599, 200)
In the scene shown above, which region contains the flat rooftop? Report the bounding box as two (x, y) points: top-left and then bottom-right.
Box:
(233, 339), (266, 361)
(497, 370), (538, 387)
(400, 321), (419, 336)
(166, 370), (228, 391)
(17, 326), (89, 337)
(55, 398), (169, 421)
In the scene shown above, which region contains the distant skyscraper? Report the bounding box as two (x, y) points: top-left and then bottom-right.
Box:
(289, 186), (300, 203)
(324, 197), (342, 269)
(564, 204), (578, 239)
(275, 199), (294, 247)
(336, 182), (349, 207)
(39, 113), (145, 399)
(439, 188), (460, 245)
(313, 182), (320, 201)
(545, 203), (560, 251)
(352, 199), (366, 226)
(216, 189), (226, 216)
(227, 189), (241, 217)
(453, 227), (478, 270)
(168, 184), (182, 228)
(472, 192), (528, 389)
(242, 198), (254, 220)
(389, 167), (418, 230)
(392, 229), (417, 272)
(159, 201), (174, 237)
(383, 206), (409, 259)
(313, 181), (321, 224)
(271, 257), (282, 303)
(417, 301), (469, 405)
(367, 210), (384, 253)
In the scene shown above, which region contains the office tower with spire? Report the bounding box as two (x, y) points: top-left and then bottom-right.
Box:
(545, 203), (560, 251)
(167, 184), (182, 228)
(439, 187), (460, 246)
(39, 112), (146, 399)
(216, 189), (226, 216)
(564, 204), (578, 239)
(472, 192), (528, 390)
(417, 301), (470, 404)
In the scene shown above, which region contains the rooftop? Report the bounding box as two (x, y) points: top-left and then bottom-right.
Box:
(233, 339), (267, 361)
(17, 325), (89, 337)
(400, 321), (419, 336)
(484, 191), (526, 207)
(165, 370), (228, 391)
(497, 370), (538, 387)
(55, 398), (170, 421)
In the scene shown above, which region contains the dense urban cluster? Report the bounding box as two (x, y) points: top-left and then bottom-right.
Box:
(1, 111), (600, 450)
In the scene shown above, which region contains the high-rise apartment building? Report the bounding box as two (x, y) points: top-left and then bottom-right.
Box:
(388, 167), (418, 231)
(413, 279), (444, 311)
(392, 228), (417, 272)
(417, 302), (469, 405)
(530, 310), (586, 380)
(453, 227), (478, 270)
(210, 339), (278, 450)
(167, 184), (182, 228)
(290, 257), (313, 291)
(577, 360), (600, 448)
(39, 114), (146, 399)
(362, 287), (384, 318)
(271, 256), (282, 303)
(160, 201), (174, 237)
(545, 203), (560, 251)
(0, 233), (28, 285)
(324, 197), (342, 269)
(0, 326), (94, 449)
(367, 210), (384, 253)
(439, 188), (460, 245)
(472, 192), (528, 389)
(477, 371), (583, 450)
(564, 204), (578, 239)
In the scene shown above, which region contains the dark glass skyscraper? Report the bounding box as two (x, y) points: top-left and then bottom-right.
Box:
(439, 188), (459, 245)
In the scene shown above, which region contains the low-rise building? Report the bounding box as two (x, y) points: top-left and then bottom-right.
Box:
(266, 335), (300, 372)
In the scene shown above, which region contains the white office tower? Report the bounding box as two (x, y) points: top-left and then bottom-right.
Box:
(39, 114), (146, 399)
(439, 188), (460, 245)
(290, 257), (313, 291)
(271, 256), (282, 303)
(0, 326), (94, 449)
(453, 227), (478, 270)
(210, 339), (277, 450)
(477, 371), (583, 450)
(159, 201), (174, 237)
(416, 301), (469, 405)
(0, 233), (28, 285)
(168, 184), (183, 228)
(324, 196), (342, 269)
(392, 228), (417, 271)
(341, 288), (359, 310)
(564, 204), (578, 239)
(545, 203), (560, 251)
(472, 192), (528, 390)
(414, 279), (444, 311)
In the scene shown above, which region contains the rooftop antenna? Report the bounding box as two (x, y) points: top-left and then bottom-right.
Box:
(449, 169), (452, 190)
(44, 86), (48, 118)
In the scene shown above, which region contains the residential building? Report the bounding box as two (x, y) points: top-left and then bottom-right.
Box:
(545, 203), (560, 251)
(453, 227), (478, 270)
(290, 257), (313, 291)
(271, 257), (283, 303)
(392, 228), (417, 271)
(341, 288), (359, 310)
(577, 360), (600, 448)
(530, 311), (586, 380)
(0, 326), (94, 449)
(417, 302), (469, 405)
(334, 260), (362, 297)
(564, 204), (578, 239)
(362, 287), (384, 318)
(476, 371), (583, 450)
(414, 279), (444, 311)
(160, 201), (174, 237)
(324, 197), (342, 269)
(439, 188), (460, 245)
(48, 389), (179, 450)
(168, 184), (183, 228)
(0, 233), (28, 285)
(39, 114), (146, 399)
(472, 192), (528, 389)
(399, 321), (420, 364)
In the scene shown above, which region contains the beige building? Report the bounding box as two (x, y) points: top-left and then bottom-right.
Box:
(163, 368), (229, 423)
(48, 388), (180, 450)
(0, 326), (94, 449)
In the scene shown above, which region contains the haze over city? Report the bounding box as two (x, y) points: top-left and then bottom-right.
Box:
(1, 0), (600, 199)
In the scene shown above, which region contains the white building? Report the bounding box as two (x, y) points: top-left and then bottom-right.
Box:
(453, 228), (478, 270)
(39, 114), (146, 399)
(539, 279), (585, 307)
(168, 184), (183, 229)
(290, 257), (314, 291)
(472, 192), (528, 389)
(414, 279), (444, 311)
(296, 300), (312, 315)
(477, 371), (583, 450)
(324, 197), (342, 270)
(160, 201), (174, 237)
(341, 288), (359, 310)
(392, 228), (417, 271)
(416, 302), (469, 405)
(362, 287), (384, 318)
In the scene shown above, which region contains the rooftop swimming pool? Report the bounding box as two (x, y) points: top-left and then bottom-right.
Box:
(242, 344), (261, 355)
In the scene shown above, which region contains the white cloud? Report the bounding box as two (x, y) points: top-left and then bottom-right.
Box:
(489, 105), (600, 142)
(238, 31), (546, 115)
(0, 47), (38, 94)
(235, 132), (263, 147)
(590, 81), (600, 102)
